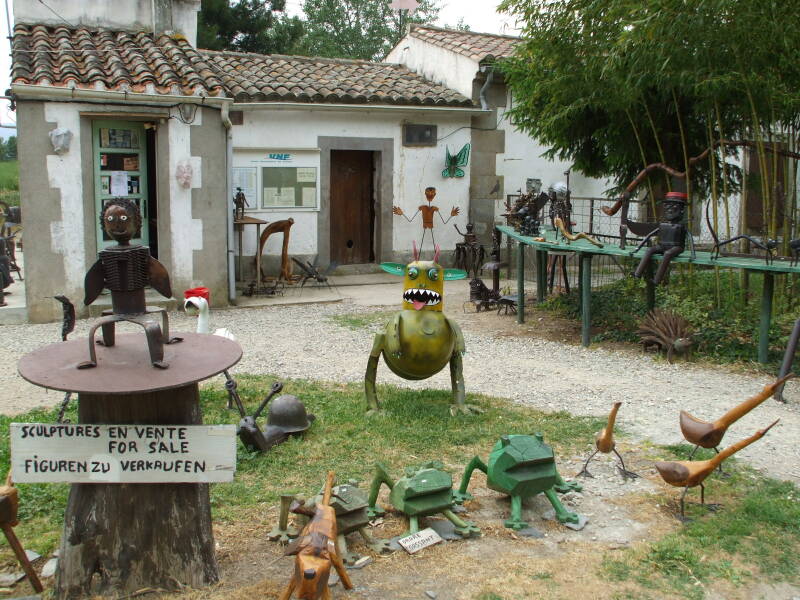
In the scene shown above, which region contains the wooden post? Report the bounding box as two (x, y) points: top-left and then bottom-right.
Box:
(581, 253), (593, 347)
(54, 385), (218, 599)
(516, 241), (525, 324)
(758, 272), (774, 364)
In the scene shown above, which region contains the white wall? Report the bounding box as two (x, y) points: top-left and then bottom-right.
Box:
(231, 108), (473, 259)
(386, 35), (478, 100)
(14, 0), (200, 45)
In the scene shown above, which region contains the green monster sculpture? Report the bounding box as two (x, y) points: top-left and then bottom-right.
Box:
(365, 243), (472, 415)
(367, 461), (480, 538)
(454, 434), (584, 530)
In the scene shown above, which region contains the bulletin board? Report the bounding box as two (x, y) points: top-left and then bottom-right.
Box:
(261, 167), (317, 209)
(232, 149), (320, 211)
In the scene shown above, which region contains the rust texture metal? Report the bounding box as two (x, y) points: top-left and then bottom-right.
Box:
(453, 223), (485, 278)
(81, 199), (181, 369)
(19, 332), (241, 395)
(227, 379), (289, 453)
(233, 187), (249, 221)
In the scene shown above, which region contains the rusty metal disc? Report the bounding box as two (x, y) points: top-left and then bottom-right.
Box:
(18, 332), (242, 395)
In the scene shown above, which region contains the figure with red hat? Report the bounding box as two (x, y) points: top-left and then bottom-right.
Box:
(631, 191), (691, 285)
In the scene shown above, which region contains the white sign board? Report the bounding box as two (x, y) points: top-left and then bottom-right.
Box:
(397, 527), (443, 554)
(11, 424), (236, 484)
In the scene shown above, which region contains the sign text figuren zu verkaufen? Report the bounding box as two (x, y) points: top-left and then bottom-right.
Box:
(10, 424), (236, 483)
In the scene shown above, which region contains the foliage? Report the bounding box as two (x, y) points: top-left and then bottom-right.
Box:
(0, 137), (17, 161)
(602, 449), (800, 596)
(197, 0), (304, 55)
(0, 160), (18, 191)
(297, 0), (440, 61)
(541, 266), (796, 366)
(498, 0), (800, 204)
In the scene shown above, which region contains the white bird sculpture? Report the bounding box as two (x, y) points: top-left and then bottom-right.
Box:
(183, 295), (234, 340)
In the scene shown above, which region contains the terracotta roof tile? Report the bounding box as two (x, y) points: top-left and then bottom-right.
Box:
(201, 50), (473, 106)
(11, 24), (226, 96)
(407, 24), (520, 63)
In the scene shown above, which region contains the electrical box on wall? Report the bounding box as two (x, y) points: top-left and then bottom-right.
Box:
(403, 123), (437, 147)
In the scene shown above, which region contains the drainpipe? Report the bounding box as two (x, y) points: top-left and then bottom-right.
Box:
(221, 102), (237, 305)
(479, 64), (494, 111)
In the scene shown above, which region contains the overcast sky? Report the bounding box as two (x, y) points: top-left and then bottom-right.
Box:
(0, 0), (519, 137)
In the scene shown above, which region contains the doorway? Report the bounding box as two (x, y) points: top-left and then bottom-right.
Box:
(92, 120), (157, 253)
(330, 150), (374, 264)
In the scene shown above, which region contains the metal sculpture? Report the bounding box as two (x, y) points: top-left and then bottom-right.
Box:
(54, 295), (77, 423)
(442, 143), (470, 178)
(656, 420), (779, 519)
(454, 434), (583, 530)
(453, 223), (485, 278)
(636, 309), (693, 362)
(286, 481), (392, 565)
(291, 257), (338, 292)
(80, 198), (181, 369)
(464, 277), (501, 313)
(225, 380), (285, 453)
(777, 319), (800, 402)
(554, 216), (603, 247)
(367, 461), (480, 537)
(679, 375), (792, 472)
(263, 394), (316, 447)
(631, 192), (694, 285)
(577, 402), (638, 480)
(280, 471), (354, 600)
(705, 200), (776, 263)
(393, 187), (459, 252)
(364, 244), (473, 415)
(257, 218), (295, 283)
(0, 471), (43, 593)
(233, 187), (249, 221)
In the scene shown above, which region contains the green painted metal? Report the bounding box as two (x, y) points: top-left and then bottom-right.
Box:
(92, 120), (149, 252)
(454, 434), (582, 530)
(516, 241), (525, 324)
(536, 249), (547, 303)
(580, 253), (592, 347)
(367, 461), (480, 537)
(759, 273), (774, 364)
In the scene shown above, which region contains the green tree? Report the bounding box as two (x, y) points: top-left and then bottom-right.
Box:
(5, 136), (16, 161)
(197, 0), (304, 54)
(298, 0), (440, 61)
(498, 0), (800, 225)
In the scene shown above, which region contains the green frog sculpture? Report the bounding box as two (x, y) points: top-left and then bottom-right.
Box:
(454, 434), (584, 530)
(367, 461), (480, 538)
(365, 243), (473, 415)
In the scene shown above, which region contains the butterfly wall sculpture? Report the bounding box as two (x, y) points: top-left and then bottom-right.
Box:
(442, 143), (471, 178)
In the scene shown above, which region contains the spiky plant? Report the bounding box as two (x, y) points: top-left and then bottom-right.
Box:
(637, 309), (693, 363)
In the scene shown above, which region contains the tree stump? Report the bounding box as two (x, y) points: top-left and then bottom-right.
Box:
(55, 386), (216, 598)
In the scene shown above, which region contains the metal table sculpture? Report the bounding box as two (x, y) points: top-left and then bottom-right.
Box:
(577, 402), (638, 480)
(280, 471), (354, 600)
(0, 471), (43, 593)
(454, 434), (583, 531)
(80, 199), (180, 369)
(656, 420), (779, 519)
(393, 187), (459, 252)
(364, 244), (472, 415)
(367, 461), (480, 538)
(636, 309), (693, 363)
(287, 481), (392, 565)
(631, 191), (693, 285)
(679, 375), (792, 471)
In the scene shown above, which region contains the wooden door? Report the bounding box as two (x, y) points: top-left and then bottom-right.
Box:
(330, 150), (374, 264)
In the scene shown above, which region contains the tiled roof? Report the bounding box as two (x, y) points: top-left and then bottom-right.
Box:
(201, 50), (474, 106)
(407, 24), (520, 63)
(11, 24), (226, 96)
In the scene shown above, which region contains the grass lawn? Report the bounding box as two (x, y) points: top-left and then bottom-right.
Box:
(1, 375), (798, 598)
(0, 160), (19, 206)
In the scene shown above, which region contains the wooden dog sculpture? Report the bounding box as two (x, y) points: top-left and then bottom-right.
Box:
(280, 471), (353, 599)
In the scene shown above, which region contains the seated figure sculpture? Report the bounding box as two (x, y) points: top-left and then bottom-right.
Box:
(631, 191), (691, 285)
(79, 199), (181, 369)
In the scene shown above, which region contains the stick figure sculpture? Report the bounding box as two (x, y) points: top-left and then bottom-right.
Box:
(233, 187), (249, 221)
(393, 187), (459, 253)
(80, 198), (181, 369)
(631, 191), (694, 285)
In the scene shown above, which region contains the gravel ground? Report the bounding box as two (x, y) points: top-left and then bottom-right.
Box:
(3, 282), (799, 484)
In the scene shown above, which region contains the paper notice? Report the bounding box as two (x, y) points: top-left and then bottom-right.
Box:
(263, 187), (296, 207)
(110, 171), (129, 196)
(296, 167), (316, 183)
(301, 187), (316, 207)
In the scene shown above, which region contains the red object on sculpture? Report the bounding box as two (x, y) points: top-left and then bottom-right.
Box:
(184, 287), (210, 303)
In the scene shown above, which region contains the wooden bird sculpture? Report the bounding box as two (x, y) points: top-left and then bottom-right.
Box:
(680, 374), (793, 464)
(0, 471), (43, 593)
(280, 471), (353, 600)
(577, 402), (638, 480)
(656, 419), (779, 518)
